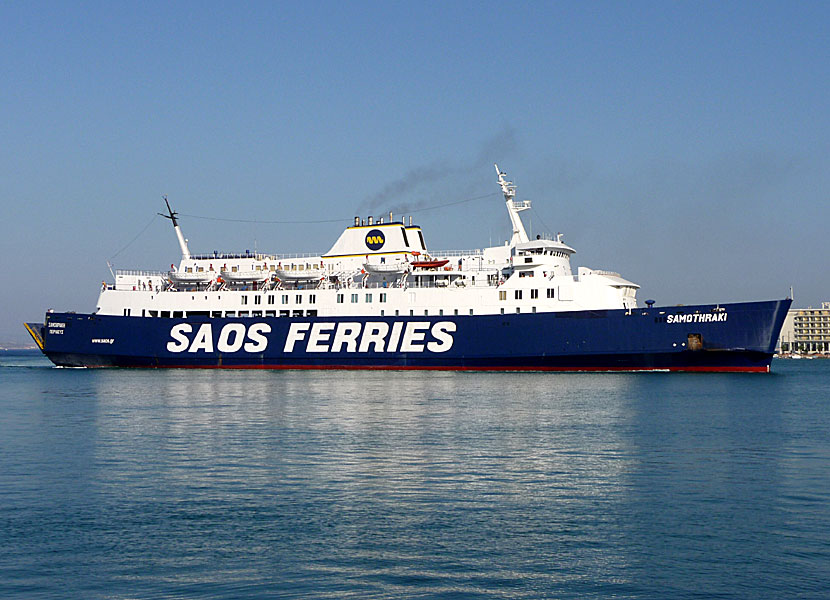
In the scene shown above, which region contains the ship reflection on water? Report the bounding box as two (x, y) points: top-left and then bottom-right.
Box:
(3, 363), (822, 598)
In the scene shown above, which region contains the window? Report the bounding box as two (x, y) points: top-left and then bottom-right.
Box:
(380, 293), (387, 303)
(366, 293), (372, 303)
(530, 289), (539, 299)
(516, 307), (521, 313)
(500, 308), (505, 315)
(439, 309), (444, 316)
(254, 295), (261, 305)
(547, 288), (555, 299)
(282, 295), (289, 305)
(295, 294), (302, 304)
(351, 293), (358, 303)
(515, 290), (522, 300)
(454, 309), (458, 315)
(309, 294), (316, 304)
(267, 295), (275, 305)
(337, 294), (344, 304)
(499, 290), (507, 301)
(241, 295), (248, 305)
(469, 309), (473, 315)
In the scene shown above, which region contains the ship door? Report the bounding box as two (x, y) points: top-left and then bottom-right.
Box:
(687, 333), (703, 351)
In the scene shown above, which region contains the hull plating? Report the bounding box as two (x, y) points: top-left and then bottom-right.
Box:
(35, 299), (791, 373)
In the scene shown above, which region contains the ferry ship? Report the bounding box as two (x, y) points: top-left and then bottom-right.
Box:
(25, 166), (790, 372)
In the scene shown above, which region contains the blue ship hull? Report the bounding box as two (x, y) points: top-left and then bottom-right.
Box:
(29, 299), (791, 372)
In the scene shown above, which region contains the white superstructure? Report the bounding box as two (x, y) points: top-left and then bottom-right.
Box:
(97, 167), (639, 319)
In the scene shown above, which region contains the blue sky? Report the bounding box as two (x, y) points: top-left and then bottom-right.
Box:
(1, 1), (827, 345)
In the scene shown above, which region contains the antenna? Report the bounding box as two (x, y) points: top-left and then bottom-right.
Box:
(494, 164), (516, 201)
(158, 195), (179, 227)
(158, 196), (191, 260)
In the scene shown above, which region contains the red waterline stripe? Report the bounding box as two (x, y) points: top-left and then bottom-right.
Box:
(126, 364), (770, 373)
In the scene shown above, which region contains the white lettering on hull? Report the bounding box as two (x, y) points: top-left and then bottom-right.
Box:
(666, 313), (728, 324)
(167, 321), (457, 354)
(167, 323), (273, 353)
(283, 321), (456, 353)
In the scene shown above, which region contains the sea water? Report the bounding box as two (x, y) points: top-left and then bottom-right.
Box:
(1, 351), (828, 599)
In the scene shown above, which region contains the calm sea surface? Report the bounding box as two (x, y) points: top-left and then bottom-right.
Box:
(1, 351), (828, 599)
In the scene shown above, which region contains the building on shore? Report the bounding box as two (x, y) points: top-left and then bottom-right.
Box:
(778, 302), (830, 354)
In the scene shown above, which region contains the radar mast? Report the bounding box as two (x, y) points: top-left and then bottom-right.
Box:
(159, 196), (192, 260)
(495, 164), (530, 246)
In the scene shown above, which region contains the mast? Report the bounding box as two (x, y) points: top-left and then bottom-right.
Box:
(494, 164), (530, 246)
(159, 196), (191, 260)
